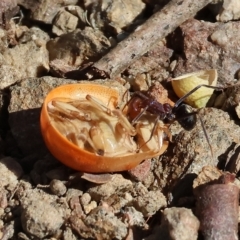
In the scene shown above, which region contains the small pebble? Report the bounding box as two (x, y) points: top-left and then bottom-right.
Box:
(65, 189), (83, 203)
(0, 157), (23, 190)
(50, 179), (67, 196)
(162, 207), (200, 240)
(128, 159), (151, 181)
(21, 199), (64, 238)
(83, 201), (97, 214)
(80, 193), (91, 206)
(124, 192), (133, 202)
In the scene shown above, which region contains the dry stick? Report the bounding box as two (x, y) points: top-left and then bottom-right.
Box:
(90, 0), (213, 78)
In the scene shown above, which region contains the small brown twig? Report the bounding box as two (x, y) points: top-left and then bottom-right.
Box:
(89, 0), (213, 78)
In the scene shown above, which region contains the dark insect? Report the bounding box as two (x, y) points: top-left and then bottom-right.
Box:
(127, 84), (223, 154)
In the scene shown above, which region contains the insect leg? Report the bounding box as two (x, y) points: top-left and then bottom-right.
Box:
(198, 115), (214, 158)
(131, 106), (149, 124)
(175, 109), (213, 158)
(138, 115), (160, 151)
(174, 84), (223, 108)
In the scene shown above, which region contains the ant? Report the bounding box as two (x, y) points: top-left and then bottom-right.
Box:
(126, 84), (223, 155)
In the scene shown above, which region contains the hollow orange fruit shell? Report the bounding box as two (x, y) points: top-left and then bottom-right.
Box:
(40, 83), (168, 173)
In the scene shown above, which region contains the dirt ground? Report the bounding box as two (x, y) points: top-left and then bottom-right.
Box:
(1, 0), (240, 239)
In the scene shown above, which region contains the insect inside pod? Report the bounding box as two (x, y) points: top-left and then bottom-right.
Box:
(40, 83), (168, 173)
